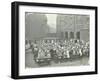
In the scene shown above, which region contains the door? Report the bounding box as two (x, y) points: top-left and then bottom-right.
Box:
(70, 32), (74, 39)
(76, 31), (80, 39)
(65, 32), (68, 39)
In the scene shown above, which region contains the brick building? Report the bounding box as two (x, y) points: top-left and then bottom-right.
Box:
(56, 14), (90, 42)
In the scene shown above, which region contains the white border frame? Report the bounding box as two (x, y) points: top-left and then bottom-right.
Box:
(19, 5), (95, 76)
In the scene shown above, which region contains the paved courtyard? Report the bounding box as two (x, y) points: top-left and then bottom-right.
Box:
(25, 51), (89, 68)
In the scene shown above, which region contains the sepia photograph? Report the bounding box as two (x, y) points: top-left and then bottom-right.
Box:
(25, 12), (90, 68)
